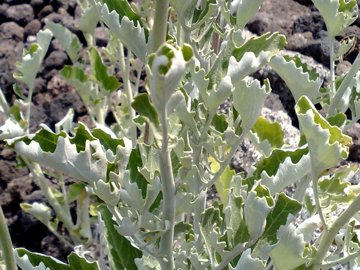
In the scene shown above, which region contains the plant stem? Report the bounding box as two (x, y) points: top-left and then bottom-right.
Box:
(327, 50), (360, 116)
(206, 133), (244, 190)
(150, 0), (170, 52)
(159, 106), (176, 270)
(312, 194), (360, 268)
(27, 162), (80, 243)
(0, 88), (10, 117)
(313, 176), (328, 231)
(0, 206), (17, 270)
(329, 38), (336, 98)
(118, 41), (137, 144)
(25, 87), (34, 132)
(320, 248), (360, 268)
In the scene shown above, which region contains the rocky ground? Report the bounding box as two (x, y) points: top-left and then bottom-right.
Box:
(0, 0), (360, 262)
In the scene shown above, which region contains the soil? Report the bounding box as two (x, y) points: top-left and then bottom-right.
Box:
(0, 0), (359, 263)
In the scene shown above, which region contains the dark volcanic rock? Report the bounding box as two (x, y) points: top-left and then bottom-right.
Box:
(24, 19), (41, 36)
(292, 12), (326, 38)
(5, 4), (35, 26)
(248, 0), (311, 36)
(44, 51), (70, 71)
(0, 21), (24, 42)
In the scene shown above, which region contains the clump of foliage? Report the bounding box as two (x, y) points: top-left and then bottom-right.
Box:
(0, 0), (360, 269)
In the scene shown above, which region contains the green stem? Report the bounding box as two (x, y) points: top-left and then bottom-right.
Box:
(150, 0), (170, 52)
(159, 106), (176, 270)
(312, 194), (360, 268)
(0, 206), (17, 270)
(327, 50), (360, 116)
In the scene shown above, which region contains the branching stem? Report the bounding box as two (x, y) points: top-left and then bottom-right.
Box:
(312, 194), (360, 268)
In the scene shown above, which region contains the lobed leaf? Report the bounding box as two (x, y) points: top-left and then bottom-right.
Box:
(89, 47), (121, 92)
(233, 78), (270, 132)
(232, 0), (264, 29)
(46, 20), (81, 63)
(95, 2), (147, 62)
(312, 0), (358, 38)
(270, 55), (323, 103)
(15, 248), (99, 270)
(13, 30), (52, 90)
(269, 220), (306, 270)
(296, 96), (352, 176)
(230, 249), (266, 270)
(263, 193), (302, 244)
(98, 205), (142, 270)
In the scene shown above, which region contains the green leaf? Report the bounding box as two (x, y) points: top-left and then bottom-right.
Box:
(167, 91), (198, 133)
(46, 20), (81, 63)
(190, 0), (217, 29)
(13, 125), (108, 184)
(60, 65), (93, 107)
(269, 221), (306, 270)
(92, 128), (124, 154)
(270, 55), (323, 103)
(78, 5), (99, 34)
(127, 145), (148, 198)
(263, 193), (302, 244)
(327, 113), (347, 128)
(244, 186), (274, 242)
(259, 149), (311, 196)
(131, 93), (160, 128)
(60, 65), (88, 83)
(149, 44), (190, 112)
(98, 205), (142, 270)
(15, 248), (99, 270)
(21, 202), (53, 228)
(95, 2), (147, 62)
(69, 124), (96, 152)
(312, 0), (358, 38)
(102, 0), (141, 24)
(233, 78), (270, 132)
(67, 253), (99, 270)
(251, 116), (284, 149)
(14, 30), (52, 90)
(296, 96), (352, 175)
(89, 47), (121, 92)
(214, 165), (235, 205)
(232, 32), (286, 62)
(68, 183), (87, 202)
(230, 249), (266, 270)
(233, 0), (264, 29)
(212, 114), (228, 133)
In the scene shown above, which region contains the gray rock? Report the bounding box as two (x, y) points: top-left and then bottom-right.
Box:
(5, 4), (35, 26)
(0, 21), (24, 42)
(44, 51), (69, 71)
(24, 19), (41, 36)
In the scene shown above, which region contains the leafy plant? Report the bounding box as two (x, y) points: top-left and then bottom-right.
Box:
(0, 0), (360, 269)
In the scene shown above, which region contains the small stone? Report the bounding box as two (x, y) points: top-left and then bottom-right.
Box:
(5, 4), (34, 26)
(24, 19), (41, 36)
